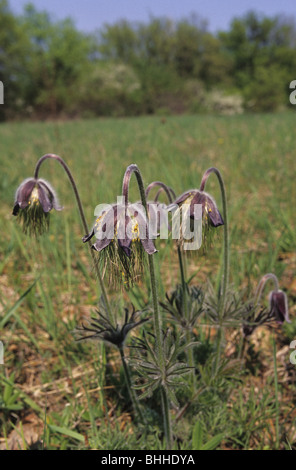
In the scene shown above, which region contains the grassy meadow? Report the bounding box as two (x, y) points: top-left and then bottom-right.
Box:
(0, 111), (296, 450)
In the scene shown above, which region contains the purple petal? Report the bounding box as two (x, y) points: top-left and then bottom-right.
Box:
(270, 290), (290, 324)
(93, 206), (117, 242)
(140, 237), (157, 255)
(38, 185), (53, 213)
(131, 204), (157, 254)
(15, 179), (36, 209)
(117, 212), (133, 256)
(92, 237), (112, 252)
(88, 205), (118, 251)
(82, 228), (95, 243)
(189, 192), (206, 219)
(190, 191), (224, 227)
(208, 209), (224, 227)
(173, 190), (197, 206)
(38, 179), (62, 211)
(12, 203), (20, 216)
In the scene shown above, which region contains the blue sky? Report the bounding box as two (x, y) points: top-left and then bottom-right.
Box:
(8, 0), (296, 33)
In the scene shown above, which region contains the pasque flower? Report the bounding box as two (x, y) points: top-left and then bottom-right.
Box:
(12, 177), (62, 235)
(269, 290), (290, 324)
(168, 189), (224, 250)
(243, 274), (291, 337)
(173, 189), (224, 227)
(83, 199), (157, 286)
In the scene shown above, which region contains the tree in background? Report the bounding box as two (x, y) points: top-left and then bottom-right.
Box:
(0, 0), (30, 120)
(0, 2), (296, 119)
(19, 3), (94, 117)
(219, 11), (296, 110)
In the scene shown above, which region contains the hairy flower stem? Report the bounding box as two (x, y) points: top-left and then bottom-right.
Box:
(145, 181), (176, 203)
(146, 181), (194, 385)
(200, 168), (229, 373)
(177, 247), (195, 387)
(34, 153), (115, 327)
(254, 273), (279, 306)
(256, 274), (281, 447)
(273, 332), (280, 449)
(213, 327), (223, 376)
(177, 247), (189, 323)
(200, 167), (229, 313)
(123, 165), (172, 448)
(160, 386), (172, 449)
(122, 166), (163, 361)
(119, 346), (145, 423)
(151, 184), (190, 333)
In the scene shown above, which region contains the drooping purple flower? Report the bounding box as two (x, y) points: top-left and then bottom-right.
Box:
(172, 189), (224, 228)
(13, 177), (62, 236)
(269, 290), (290, 324)
(168, 189), (223, 250)
(83, 201), (157, 287)
(243, 275), (291, 337)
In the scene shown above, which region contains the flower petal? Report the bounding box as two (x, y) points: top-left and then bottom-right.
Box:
(12, 202), (20, 216)
(92, 237), (112, 252)
(82, 228), (95, 243)
(134, 207), (157, 254)
(269, 290), (290, 324)
(91, 205), (117, 245)
(15, 179), (36, 209)
(37, 184), (53, 213)
(208, 208), (224, 227)
(189, 191), (206, 219)
(172, 190), (197, 207)
(190, 191), (224, 227)
(116, 211), (133, 256)
(140, 237), (158, 255)
(38, 179), (62, 211)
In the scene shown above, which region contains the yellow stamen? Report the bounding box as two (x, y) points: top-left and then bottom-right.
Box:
(29, 187), (40, 206)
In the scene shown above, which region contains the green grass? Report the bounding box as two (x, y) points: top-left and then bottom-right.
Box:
(0, 111), (296, 450)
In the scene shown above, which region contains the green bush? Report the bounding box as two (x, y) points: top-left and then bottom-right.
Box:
(243, 65), (286, 112)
